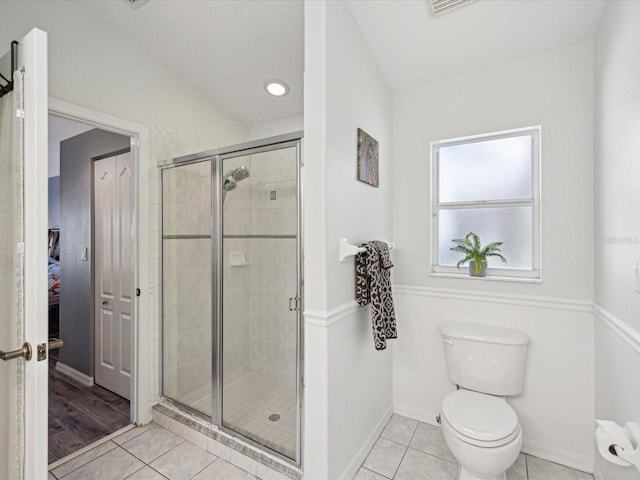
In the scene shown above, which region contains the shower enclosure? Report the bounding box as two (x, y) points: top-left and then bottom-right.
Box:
(161, 133), (302, 464)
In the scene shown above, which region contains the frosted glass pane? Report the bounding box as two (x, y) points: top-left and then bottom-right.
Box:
(439, 207), (532, 269)
(162, 162), (212, 417)
(439, 135), (532, 202)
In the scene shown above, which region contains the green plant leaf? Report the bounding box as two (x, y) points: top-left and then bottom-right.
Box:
(449, 231), (507, 270)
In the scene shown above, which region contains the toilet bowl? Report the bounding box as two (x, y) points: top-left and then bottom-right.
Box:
(441, 390), (522, 480)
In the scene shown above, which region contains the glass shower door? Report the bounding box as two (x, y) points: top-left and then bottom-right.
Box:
(219, 144), (300, 461)
(162, 159), (213, 417)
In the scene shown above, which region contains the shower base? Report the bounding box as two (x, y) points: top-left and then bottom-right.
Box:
(187, 371), (297, 459)
(153, 398), (301, 480)
(223, 372), (296, 459)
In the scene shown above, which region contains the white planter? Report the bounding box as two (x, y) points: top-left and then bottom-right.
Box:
(469, 261), (487, 277)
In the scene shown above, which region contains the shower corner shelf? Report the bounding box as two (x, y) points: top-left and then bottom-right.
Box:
(338, 238), (395, 262)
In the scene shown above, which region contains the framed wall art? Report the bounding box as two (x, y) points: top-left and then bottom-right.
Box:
(357, 128), (379, 187)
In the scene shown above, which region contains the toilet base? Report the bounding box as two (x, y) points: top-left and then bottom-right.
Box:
(457, 464), (507, 480)
(442, 414), (522, 480)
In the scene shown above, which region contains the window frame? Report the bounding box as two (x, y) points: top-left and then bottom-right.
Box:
(430, 126), (541, 281)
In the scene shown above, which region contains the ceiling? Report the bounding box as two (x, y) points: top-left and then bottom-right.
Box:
(346, 0), (607, 90)
(4, 0), (608, 128)
(75, 0), (304, 127)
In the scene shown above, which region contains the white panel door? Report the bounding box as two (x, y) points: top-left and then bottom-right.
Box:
(94, 152), (134, 400)
(0, 29), (48, 480)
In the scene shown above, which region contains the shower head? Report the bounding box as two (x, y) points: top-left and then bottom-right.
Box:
(225, 166), (250, 182)
(222, 166), (249, 199)
(223, 179), (237, 192)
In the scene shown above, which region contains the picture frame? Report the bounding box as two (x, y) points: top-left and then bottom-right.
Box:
(357, 128), (379, 187)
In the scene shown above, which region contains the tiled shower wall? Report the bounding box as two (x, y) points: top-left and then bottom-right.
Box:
(246, 147), (298, 386)
(155, 132), (299, 415)
(222, 159), (252, 387)
(162, 160), (212, 415)
(223, 148), (298, 387)
(151, 124), (222, 404)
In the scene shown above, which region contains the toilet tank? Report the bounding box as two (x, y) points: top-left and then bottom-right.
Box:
(439, 321), (530, 396)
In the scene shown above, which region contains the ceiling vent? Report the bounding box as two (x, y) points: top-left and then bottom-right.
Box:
(124, 0), (150, 10)
(430, 0), (475, 16)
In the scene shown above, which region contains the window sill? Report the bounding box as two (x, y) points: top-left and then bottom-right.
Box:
(430, 271), (542, 284)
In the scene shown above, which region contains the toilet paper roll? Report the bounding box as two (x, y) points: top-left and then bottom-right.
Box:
(595, 422), (634, 467)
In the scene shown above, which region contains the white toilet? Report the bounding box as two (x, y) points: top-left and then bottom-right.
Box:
(439, 321), (530, 480)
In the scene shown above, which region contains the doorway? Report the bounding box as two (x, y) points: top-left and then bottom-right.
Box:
(47, 115), (136, 465)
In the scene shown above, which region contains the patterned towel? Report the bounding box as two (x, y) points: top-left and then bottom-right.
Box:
(355, 241), (397, 350)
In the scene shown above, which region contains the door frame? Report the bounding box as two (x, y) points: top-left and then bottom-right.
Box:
(48, 99), (152, 428)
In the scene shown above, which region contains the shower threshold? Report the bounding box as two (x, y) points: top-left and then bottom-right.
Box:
(152, 402), (302, 480)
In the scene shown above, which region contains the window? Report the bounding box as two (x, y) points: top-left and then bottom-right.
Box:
(431, 127), (540, 280)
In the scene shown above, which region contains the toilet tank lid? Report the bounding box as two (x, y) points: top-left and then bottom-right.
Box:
(439, 321), (530, 345)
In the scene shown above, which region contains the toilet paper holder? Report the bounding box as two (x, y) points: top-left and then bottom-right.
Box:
(595, 419), (640, 473)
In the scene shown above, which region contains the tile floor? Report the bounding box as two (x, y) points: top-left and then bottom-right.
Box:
(222, 372), (297, 459)
(48, 423), (264, 480)
(355, 414), (594, 480)
(48, 413), (596, 480)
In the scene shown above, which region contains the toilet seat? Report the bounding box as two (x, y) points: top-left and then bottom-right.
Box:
(442, 390), (520, 448)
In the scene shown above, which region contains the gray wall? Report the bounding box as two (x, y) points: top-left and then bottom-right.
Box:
(48, 176), (60, 229)
(59, 129), (130, 377)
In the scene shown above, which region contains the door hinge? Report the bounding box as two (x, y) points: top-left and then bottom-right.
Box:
(288, 296), (301, 311)
(136, 288), (141, 297)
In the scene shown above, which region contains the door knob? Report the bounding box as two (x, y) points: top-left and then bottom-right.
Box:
(102, 300), (109, 305)
(0, 342), (32, 361)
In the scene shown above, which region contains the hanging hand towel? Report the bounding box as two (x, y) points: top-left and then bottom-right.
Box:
(355, 241), (397, 350)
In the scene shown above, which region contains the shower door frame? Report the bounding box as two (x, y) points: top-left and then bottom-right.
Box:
(161, 131), (304, 467)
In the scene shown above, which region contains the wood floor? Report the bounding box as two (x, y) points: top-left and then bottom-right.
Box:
(48, 355), (131, 464)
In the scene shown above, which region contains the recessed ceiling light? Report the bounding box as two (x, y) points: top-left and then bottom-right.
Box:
(265, 80), (289, 97)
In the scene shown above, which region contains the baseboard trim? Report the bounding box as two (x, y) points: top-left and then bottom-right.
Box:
(339, 404), (393, 480)
(55, 361), (94, 387)
(593, 302), (640, 353)
(393, 405), (441, 428)
(394, 284), (593, 313)
(304, 300), (362, 328)
(522, 439), (593, 474)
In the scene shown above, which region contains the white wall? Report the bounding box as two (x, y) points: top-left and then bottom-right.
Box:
(0, 1), (250, 404)
(392, 43), (595, 471)
(594, 2), (640, 479)
(0, 2), (249, 148)
(304, 1), (394, 478)
(250, 114), (303, 140)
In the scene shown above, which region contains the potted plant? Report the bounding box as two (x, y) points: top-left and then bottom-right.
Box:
(450, 232), (507, 277)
